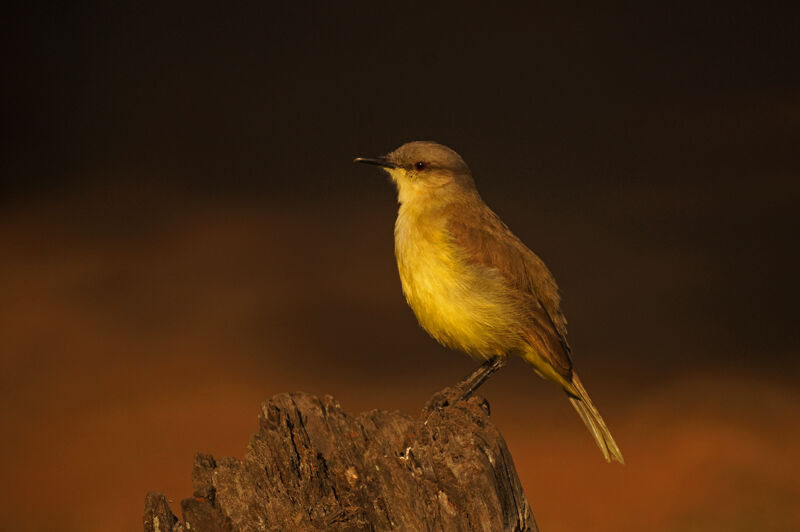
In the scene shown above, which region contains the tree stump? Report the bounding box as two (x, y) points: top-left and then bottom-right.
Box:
(143, 384), (538, 531)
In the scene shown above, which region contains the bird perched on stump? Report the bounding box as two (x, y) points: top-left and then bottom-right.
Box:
(355, 141), (624, 464)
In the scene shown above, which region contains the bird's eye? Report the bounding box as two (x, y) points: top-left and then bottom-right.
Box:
(415, 161), (425, 170)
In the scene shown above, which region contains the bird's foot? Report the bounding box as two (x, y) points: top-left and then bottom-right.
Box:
(422, 385), (492, 425)
(422, 356), (506, 417)
(424, 389), (458, 411)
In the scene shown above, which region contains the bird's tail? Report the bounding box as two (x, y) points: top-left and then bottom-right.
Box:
(565, 373), (624, 464)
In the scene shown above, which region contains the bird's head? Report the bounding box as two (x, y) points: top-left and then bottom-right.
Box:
(355, 141), (476, 205)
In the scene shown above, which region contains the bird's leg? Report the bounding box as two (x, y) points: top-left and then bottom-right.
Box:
(426, 356), (508, 412)
(453, 356), (508, 402)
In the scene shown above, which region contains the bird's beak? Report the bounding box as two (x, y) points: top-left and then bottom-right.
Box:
(353, 156), (398, 169)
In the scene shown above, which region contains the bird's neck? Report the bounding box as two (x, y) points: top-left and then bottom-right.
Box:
(395, 199), (445, 243)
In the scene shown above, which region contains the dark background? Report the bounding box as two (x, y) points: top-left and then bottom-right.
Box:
(2, 3), (799, 530)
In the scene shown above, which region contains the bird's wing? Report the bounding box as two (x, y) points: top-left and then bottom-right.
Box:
(445, 202), (573, 378)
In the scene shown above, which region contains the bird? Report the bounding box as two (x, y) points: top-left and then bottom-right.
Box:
(354, 141), (624, 464)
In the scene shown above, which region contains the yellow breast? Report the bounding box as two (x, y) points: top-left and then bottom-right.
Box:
(394, 204), (522, 358)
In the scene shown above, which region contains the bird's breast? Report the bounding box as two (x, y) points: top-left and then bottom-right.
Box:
(393, 205), (522, 358)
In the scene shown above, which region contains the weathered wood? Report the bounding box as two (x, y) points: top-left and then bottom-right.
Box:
(143, 385), (537, 531)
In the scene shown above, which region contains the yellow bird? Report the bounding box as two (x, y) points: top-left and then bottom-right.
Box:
(355, 141), (623, 464)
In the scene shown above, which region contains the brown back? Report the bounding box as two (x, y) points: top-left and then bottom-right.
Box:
(444, 199), (573, 378)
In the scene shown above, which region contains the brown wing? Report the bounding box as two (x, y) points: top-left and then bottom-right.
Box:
(445, 201), (573, 378)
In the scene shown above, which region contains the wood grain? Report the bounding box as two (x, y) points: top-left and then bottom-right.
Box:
(143, 385), (537, 531)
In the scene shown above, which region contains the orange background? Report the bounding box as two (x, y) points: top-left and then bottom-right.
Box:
(2, 4), (798, 531)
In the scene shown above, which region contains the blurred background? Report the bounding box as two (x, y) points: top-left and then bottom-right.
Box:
(2, 2), (799, 531)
